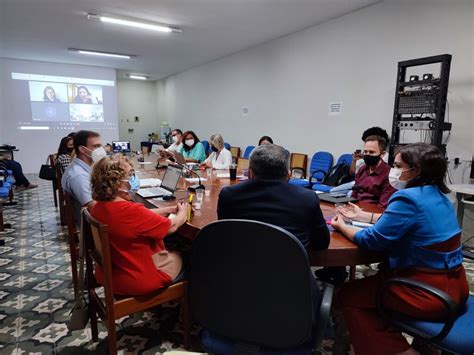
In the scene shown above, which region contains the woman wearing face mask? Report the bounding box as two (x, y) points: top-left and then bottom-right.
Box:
(176, 130), (207, 163)
(90, 155), (189, 296)
(201, 134), (233, 170)
(56, 135), (75, 174)
(332, 143), (468, 355)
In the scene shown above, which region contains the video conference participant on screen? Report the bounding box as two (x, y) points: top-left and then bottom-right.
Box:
(74, 86), (94, 104)
(43, 86), (61, 102)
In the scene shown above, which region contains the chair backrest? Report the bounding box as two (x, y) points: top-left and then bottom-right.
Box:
(48, 153), (57, 167)
(242, 145), (255, 159)
(82, 208), (115, 314)
(236, 157), (249, 170)
(290, 153), (308, 178)
(190, 219), (314, 348)
(141, 146), (150, 155)
(223, 142), (231, 150)
(309, 151), (333, 182)
(201, 140), (210, 155)
(337, 153), (352, 166)
(63, 192), (77, 239)
(229, 147), (241, 160)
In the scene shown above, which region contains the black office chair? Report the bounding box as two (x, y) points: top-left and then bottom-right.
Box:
(190, 219), (333, 355)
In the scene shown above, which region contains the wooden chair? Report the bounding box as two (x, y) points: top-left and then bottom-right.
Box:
(290, 153), (308, 179)
(237, 157), (249, 170)
(63, 192), (80, 298)
(49, 154), (58, 207)
(82, 208), (191, 354)
(141, 146), (150, 155)
(55, 164), (67, 226)
(229, 147), (241, 161)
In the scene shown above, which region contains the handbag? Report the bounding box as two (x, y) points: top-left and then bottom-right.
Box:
(39, 157), (56, 181)
(67, 216), (90, 331)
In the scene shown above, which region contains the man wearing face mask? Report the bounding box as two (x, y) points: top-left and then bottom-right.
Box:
(351, 135), (396, 208)
(62, 130), (105, 225)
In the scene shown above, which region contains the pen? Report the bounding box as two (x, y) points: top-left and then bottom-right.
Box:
(187, 194), (194, 222)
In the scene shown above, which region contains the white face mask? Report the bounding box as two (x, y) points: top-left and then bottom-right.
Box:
(84, 146), (107, 163)
(172, 135), (179, 143)
(389, 167), (413, 190)
(185, 139), (195, 147)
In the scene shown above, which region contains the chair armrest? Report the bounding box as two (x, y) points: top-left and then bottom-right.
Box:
(313, 282), (334, 352)
(309, 170), (328, 185)
(462, 249), (474, 260)
(376, 277), (461, 342)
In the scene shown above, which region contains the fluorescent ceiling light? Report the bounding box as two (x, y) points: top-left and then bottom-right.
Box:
(128, 74), (148, 80)
(68, 48), (134, 59)
(87, 13), (182, 33)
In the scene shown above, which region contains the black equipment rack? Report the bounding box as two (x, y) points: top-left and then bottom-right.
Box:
(389, 54), (452, 163)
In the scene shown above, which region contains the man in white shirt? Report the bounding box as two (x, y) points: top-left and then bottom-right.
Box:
(167, 129), (183, 153)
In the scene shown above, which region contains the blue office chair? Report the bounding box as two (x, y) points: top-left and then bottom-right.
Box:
(224, 142), (231, 150)
(190, 220), (334, 354)
(243, 145), (255, 159)
(312, 153), (353, 192)
(377, 277), (474, 355)
(201, 140), (210, 155)
(289, 151), (333, 189)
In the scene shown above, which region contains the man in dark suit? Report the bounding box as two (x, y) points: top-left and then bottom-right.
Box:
(217, 144), (329, 251)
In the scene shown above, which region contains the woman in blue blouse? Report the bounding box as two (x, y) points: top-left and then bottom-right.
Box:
(332, 143), (468, 355)
(177, 131), (207, 163)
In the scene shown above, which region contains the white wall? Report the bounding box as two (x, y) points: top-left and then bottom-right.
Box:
(117, 79), (159, 151)
(155, 0), (473, 177)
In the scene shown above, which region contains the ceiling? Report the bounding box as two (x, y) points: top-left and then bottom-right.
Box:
(0, 0), (380, 81)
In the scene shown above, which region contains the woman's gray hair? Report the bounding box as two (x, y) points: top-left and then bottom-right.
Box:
(210, 134), (224, 150)
(249, 144), (290, 180)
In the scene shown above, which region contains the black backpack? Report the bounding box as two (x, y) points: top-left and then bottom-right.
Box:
(321, 163), (352, 187)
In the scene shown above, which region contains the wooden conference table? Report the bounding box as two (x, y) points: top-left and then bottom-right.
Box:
(134, 156), (385, 273)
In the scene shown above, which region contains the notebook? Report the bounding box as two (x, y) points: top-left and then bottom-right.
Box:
(137, 164), (183, 198)
(318, 192), (358, 204)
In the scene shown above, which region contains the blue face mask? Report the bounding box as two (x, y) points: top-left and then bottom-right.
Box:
(121, 173), (140, 193)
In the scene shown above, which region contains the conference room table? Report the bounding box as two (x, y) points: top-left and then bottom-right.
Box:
(134, 155), (386, 276)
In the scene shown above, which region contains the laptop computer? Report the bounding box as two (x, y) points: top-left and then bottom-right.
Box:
(318, 192), (358, 204)
(137, 164), (183, 198)
(156, 151), (187, 169)
(112, 141), (131, 153)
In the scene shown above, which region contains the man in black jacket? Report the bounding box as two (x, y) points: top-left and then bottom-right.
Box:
(217, 144), (329, 252)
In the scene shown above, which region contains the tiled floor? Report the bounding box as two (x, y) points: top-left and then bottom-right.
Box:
(0, 176), (473, 354)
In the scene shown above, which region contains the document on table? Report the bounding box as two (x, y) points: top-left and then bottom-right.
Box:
(216, 173), (230, 178)
(140, 178), (162, 187)
(184, 177), (208, 183)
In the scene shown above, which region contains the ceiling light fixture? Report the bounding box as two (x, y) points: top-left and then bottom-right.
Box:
(127, 74), (148, 80)
(87, 13), (182, 33)
(68, 48), (134, 59)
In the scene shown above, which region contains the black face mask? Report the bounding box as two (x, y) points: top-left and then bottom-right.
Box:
(363, 154), (380, 167)
(66, 147), (74, 154)
(211, 145), (218, 152)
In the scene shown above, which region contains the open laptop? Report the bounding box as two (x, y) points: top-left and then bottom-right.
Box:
(156, 151), (186, 169)
(137, 164), (183, 198)
(112, 141), (131, 153)
(318, 192), (358, 204)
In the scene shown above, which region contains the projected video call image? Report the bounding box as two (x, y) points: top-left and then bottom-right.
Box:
(29, 81), (68, 102)
(68, 84), (103, 104)
(70, 103), (104, 122)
